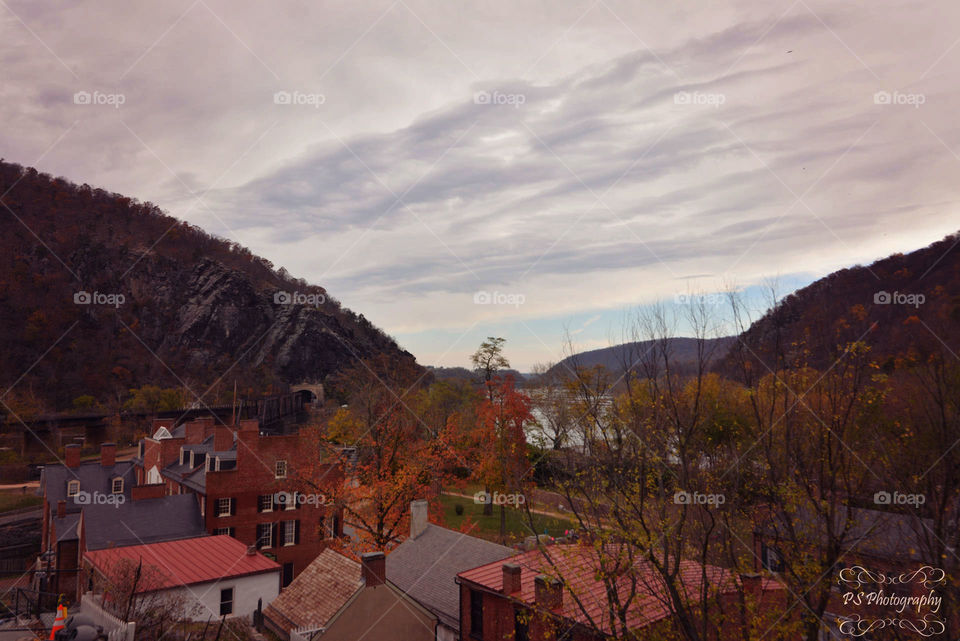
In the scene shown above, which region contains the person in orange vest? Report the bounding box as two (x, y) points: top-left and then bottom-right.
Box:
(48, 596), (66, 640)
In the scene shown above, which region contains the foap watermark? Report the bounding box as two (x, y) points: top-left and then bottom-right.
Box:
(274, 291), (326, 306)
(474, 490), (526, 506)
(673, 490), (725, 506)
(274, 491), (327, 507)
(874, 290), (925, 308)
(874, 490), (925, 507)
(674, 292), (726, 306)
(73, 90), (125, 108)
(74, 290), (125, 308)
(473, 290), (525, 308)
(674, 91), (726, 108)
(474, 90), (525, 109)
(874, 90), (925, 108)
(73, 490), (125, 507)
(273, 90), (326, 108)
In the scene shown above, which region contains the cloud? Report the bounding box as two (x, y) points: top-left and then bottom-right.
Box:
(1, 0), (959, 367)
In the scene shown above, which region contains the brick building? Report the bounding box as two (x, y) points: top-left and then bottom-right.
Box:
(457, 545), (791, 641)
(132, 417), (343, 586)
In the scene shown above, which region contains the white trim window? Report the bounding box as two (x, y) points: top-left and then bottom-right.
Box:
(111, 478), (124, 494)
(275, 460), (287, 479)
(256, 523), (273, 549)
(283, 520), (297, 546)
(257, 494), (274, 513)
(66, 480), (80, 497)
(216, 497), (232, 517)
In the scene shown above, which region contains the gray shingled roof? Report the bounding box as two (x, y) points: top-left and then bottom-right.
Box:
(386, 524), (514, 630)
(42, 461), (136, 513)
(83, 494), (206, 550)
(52, 513), (80, 542)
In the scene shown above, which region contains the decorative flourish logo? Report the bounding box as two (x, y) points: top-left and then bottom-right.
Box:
(836, 566), (945, 637)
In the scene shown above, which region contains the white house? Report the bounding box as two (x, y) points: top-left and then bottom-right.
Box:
(84, 535), (280, 620)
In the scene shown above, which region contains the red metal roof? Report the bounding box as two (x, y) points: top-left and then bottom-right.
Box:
(458, 545), (785, 635)
(84, 535), (279, 591)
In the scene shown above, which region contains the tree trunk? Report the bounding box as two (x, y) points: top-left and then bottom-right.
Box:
(499, 503), (506, 542)
(483, 484), (493, 516)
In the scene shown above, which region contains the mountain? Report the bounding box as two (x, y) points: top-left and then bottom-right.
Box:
(0, 160), (417, 412)
(546, 336), (736, 379)
(728, 232), (960, 372)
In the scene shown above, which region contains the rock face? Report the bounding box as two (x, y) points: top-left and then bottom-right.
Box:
(0, 160), (417, 410)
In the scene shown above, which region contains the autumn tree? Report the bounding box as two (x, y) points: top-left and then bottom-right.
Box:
(297, 356), (451, 550)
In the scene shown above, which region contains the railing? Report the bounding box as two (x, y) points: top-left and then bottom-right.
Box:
(79, 592), (136, 641)
(290, 626), (322, 641)
(0, 588), (59, 619)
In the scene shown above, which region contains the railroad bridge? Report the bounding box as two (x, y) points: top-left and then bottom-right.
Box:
(1, 389), (318, 455)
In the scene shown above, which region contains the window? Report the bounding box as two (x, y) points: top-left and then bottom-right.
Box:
(216, 498), (234, 517)
(469, 590), (483, 637)
(219, 588), (233, 616)
(67, 480), (80, 497)
(111, 478), (123, 494)
(275, 460), (287, 479)
(179, 448), (186, 466)
(214, 527), (235, 536)
(284, 492), (297, 511)
(514, 608), (529, 641)
(282, 520), (299, 546)
(257, 494), (274, 513)
(282, 562), (294, 588)
(256, 523), (274, 549)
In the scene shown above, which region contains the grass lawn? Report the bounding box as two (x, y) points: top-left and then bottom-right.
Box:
(438, 493), (576, 544)
(0, 491), (41, 513)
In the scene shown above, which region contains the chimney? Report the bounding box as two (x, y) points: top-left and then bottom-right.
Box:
(57, 500), (66, 519)
(502, 563), (522, 595)
(741, 573), (762, 600)
(213, 426), (235, 452)
(184, 421), (205, 445)
(534, 575), (563, 611)
(100, 442), (116, 467)
(360, 552), (386, 587)
(65, 444), (81, 468)
(410, 499), (428, 540)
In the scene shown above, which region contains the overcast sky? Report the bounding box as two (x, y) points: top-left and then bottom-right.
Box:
(3, 0), (959, 369)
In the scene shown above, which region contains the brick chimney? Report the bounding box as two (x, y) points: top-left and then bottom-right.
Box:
(741, 573), (762, 600)
(184, 421), (205, 445)
(502, 563), (522, 594)
(360, 552), (386, 587)
(410, 499), (428, 539)
(213, 426), (235, 452)
(131, 484), (166, 501)
(65, 444), (81, 468)
(534, 575), (563, 611)
(57, 500), (66, 519)
(100, 442), (116, 467)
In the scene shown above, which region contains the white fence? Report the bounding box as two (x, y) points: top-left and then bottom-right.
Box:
(79, 592), (136, 641)
(290, 626), (322, 641)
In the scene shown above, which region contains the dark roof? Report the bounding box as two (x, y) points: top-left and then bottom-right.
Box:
(83, 494), (206, 550)
(179, 465), (206, 493)
(386, 524), (514, 630)
(264, 548), (362, 632)
(52, 513), (80, 542)
(42, 461), (136, 512)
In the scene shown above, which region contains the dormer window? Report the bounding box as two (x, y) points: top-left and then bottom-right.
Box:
(275, 460), (287, 479)
(179, 448), (186, 466)
(67, 480), (80, 497)
(112, 478), (124, 494)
